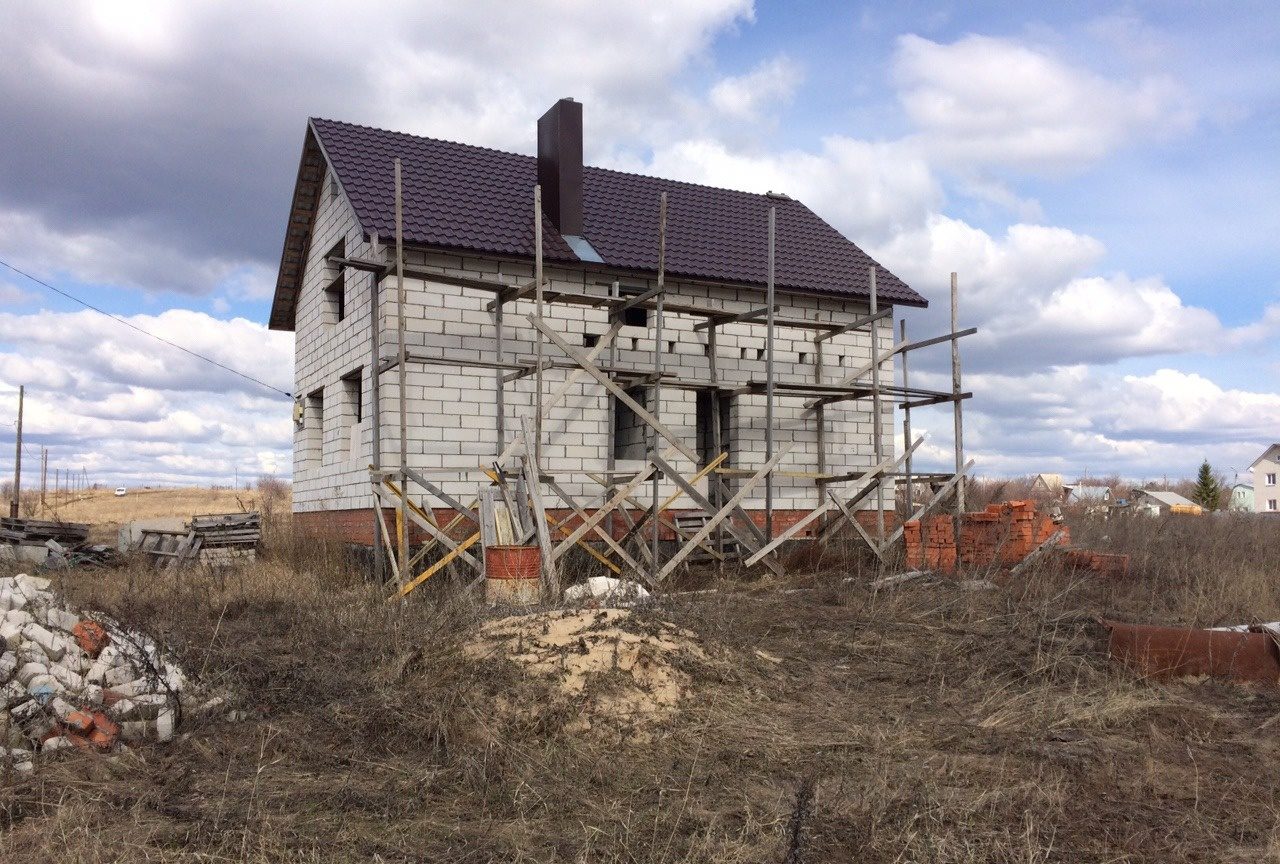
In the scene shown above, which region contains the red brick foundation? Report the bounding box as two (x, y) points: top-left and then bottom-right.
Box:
(293, 506), (897, 546)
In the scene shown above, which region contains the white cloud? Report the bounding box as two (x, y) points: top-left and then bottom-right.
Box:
(0, 308), (292, 486)
(709, 56), (803, 121)
(880, 216), (1276, 369)
(907, 365), (1280, 479)
(892, 34), (1196, 172)
(642, 135), (941, 240)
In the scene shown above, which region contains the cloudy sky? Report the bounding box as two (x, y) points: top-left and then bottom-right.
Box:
(1, 0), (1277, 488)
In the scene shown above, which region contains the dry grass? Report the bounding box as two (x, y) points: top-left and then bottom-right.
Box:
(33, 486), (291, 542)
(1, 511), (1279, 861)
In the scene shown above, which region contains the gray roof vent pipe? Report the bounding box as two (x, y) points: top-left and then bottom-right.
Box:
(537, 98), (584, 236)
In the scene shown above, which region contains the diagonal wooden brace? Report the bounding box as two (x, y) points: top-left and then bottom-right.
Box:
(651, 454), (783, 576)
(544, 476), (644, 573)
(377, 482), (482, 573)
(528, 314), (700, 464)
(553, 464), (656, 559)
(881, 460), (974, 549)
(657, 444), (793, 581)
(495, 319), (624, 468)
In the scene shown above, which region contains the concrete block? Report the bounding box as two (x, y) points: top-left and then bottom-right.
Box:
(21, 623), (65, 661)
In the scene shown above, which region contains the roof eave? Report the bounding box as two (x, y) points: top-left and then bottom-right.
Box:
(378, 236), (926, 308)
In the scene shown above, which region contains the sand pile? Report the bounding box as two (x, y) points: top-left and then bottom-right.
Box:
(466, 608), (705, 735)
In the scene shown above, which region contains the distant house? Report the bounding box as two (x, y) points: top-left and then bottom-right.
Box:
(1068, 485), (1112, 509)
(1132, 489), (1202, 517)
(1228, 482), (1254, 512)
(1250, 444), (1280, 514)
(1032, 473), (1066, 498)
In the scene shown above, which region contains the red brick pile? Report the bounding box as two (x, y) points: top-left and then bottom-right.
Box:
(902, 516), (956, 572)
(903, 500), (1129, 577)
(1062, 549), (1131, 578)
(959, 501), (1067, 567)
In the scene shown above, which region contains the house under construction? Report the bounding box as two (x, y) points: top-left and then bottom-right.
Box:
(267, 98), (973, 588)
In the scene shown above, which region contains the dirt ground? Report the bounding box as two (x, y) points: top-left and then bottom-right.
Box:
(1, 513), (1279, 862)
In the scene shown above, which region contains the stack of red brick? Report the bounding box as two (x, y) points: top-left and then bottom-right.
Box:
(959, 501), (1068, 567)
(903, 516), (956, 572)
(903, 500), (1129, 577)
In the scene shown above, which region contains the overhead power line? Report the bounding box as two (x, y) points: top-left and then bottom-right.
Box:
(0, 258), (292, 398)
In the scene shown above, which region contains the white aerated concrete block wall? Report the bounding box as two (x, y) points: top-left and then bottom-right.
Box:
(292, 232), (897, 514)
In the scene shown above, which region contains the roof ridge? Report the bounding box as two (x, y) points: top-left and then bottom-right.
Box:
(309, 116), (804, 205)
(309, 116), (534, 161)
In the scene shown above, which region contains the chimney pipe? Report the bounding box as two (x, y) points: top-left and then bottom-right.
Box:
(537, 98), (583, 236)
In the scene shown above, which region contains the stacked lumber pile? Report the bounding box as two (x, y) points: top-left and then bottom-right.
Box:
(0, 517), (90, 546)
(1, 516), (120, 568)
(136, 512), (260, 570)
(0, 573), (208, 770)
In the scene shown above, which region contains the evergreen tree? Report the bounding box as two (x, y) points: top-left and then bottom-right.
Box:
(1192, 460), (1224, 510)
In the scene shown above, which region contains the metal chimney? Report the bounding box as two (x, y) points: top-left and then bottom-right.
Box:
(536, 98), (583, 236)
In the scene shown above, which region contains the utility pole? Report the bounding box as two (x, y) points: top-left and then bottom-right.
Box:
(40, 447), (47, 511)
(9, 385), (22, 518)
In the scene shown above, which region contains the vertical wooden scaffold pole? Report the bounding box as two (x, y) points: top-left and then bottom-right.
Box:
(814, 322), (825, 513)
(764, 207), (776, 541)
(606, 280), (619, 542)
(394, 159), (409, 589)
(650, 192), (667, 581)
(534, 185), (544, 466)
(495, 263), (506, 454)
(869, 266), (885, 544)
(951, 271), (965, 528)
(369, 232), (383, 581)
(707, 320), (723, 566)
(900, 319), (912, 516)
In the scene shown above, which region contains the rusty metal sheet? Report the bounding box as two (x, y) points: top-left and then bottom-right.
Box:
(1102, 619), (1280, 684)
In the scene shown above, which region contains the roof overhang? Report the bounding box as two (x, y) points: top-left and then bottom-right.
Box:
(268, 124), (328, 331)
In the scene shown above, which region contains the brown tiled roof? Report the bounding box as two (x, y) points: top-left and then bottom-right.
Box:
(270, 117), (924, 329)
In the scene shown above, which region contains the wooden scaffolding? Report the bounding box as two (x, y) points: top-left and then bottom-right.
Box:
(331, 161), (975, 598)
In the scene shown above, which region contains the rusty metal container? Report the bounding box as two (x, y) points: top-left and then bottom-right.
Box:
(484, 545), (541, 606)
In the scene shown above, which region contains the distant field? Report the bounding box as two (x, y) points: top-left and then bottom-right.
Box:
(38, 486), (290, 534)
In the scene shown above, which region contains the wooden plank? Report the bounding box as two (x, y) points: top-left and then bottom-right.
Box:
(544, 511), (622, 575)
(392, 533), (481, 599)
(402, 467), (480, 528)
(815, 438), (924, 541)
(519, 416), (558, 595)
(477, 487), (498, 549)
(801, 328), (978, 414)
(552, 464), (656, 559)
(825, 489), (886, 562)
(1009, 530), (1066, 576)
(812, 306), (893, 343)
(527, 314), (700, 463)
(656, 444), (792, 581)
(651, 453), (783, 576)
(377, 483), (482, 572)
(691, 305), (776, 331)
(544, 477), (644, 573)
(494, 319), (624, 468)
